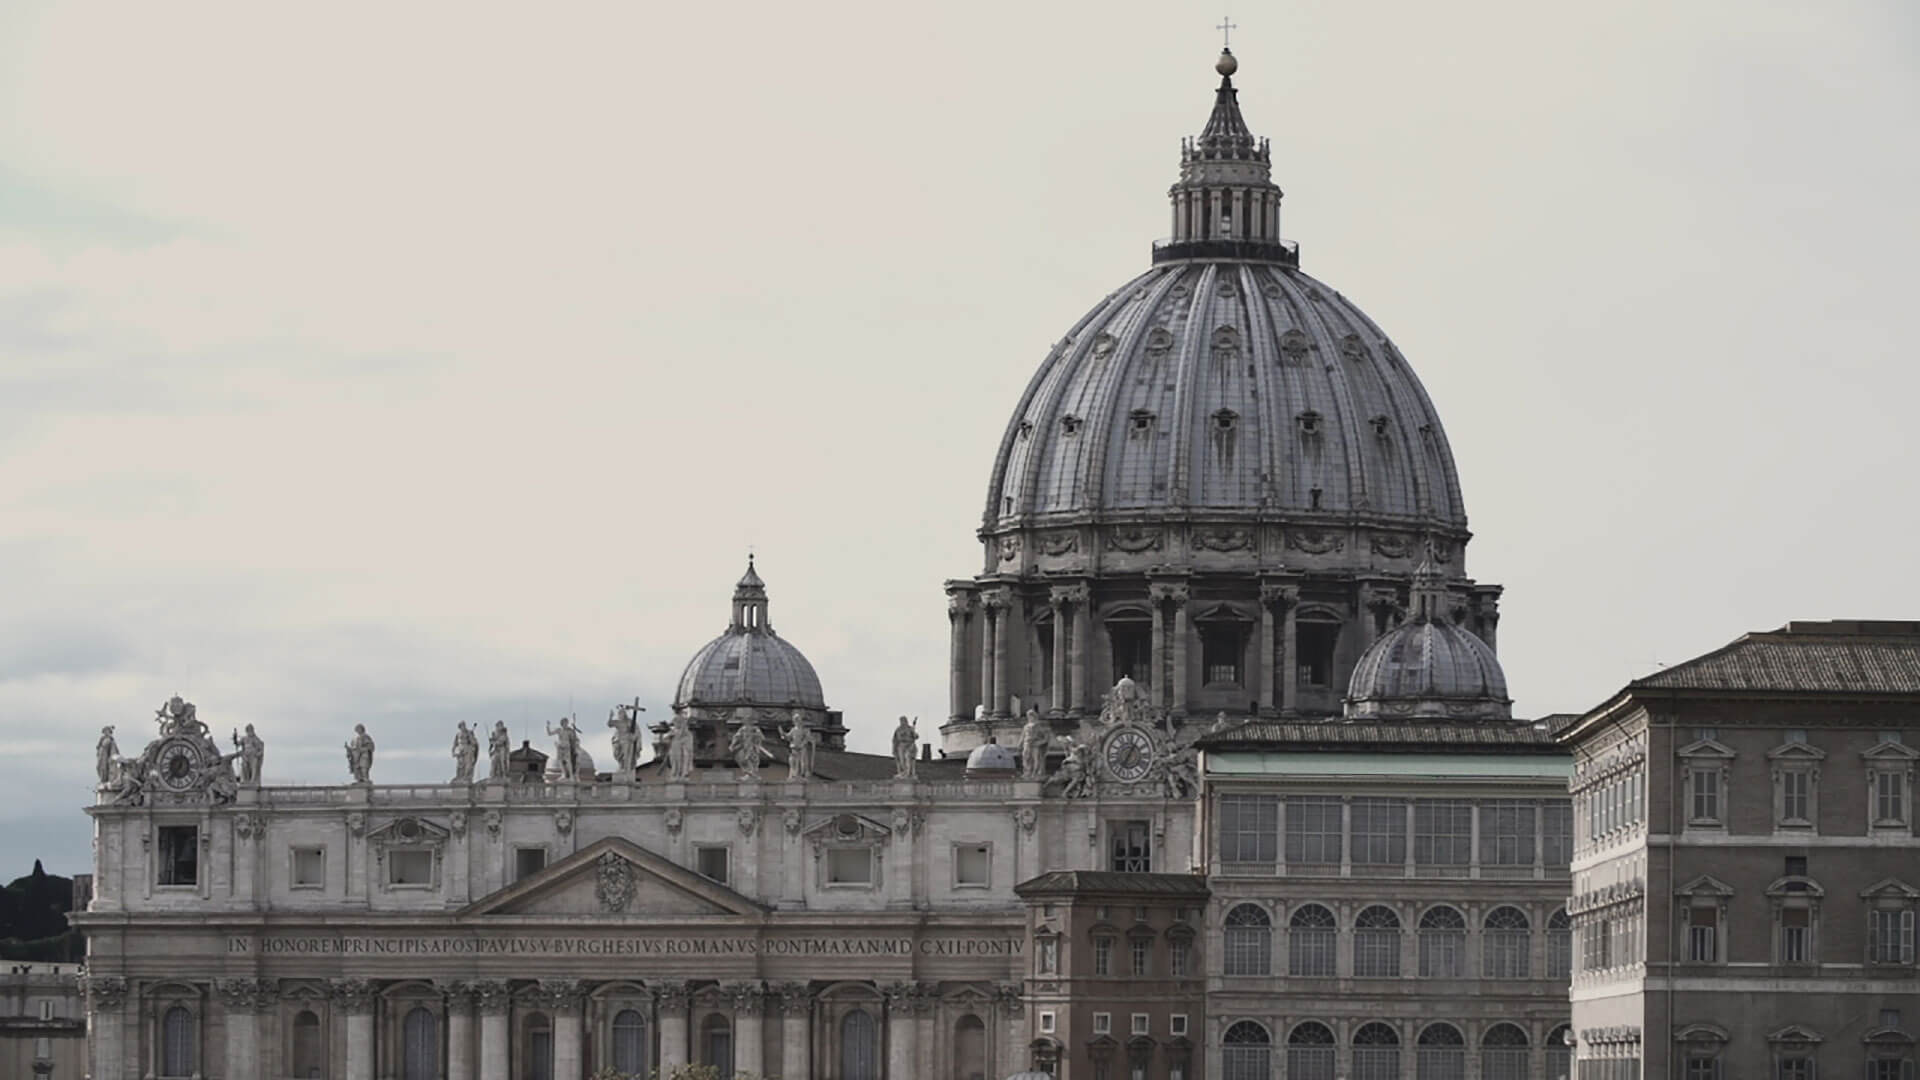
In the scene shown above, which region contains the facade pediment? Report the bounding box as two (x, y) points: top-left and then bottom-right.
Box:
(459, 837), (767, 919)
(1675, 875), (1736, 898)
(1676, 738), (1736, 759)
(1862, 740), (1920, 762)
(798, 811), (892, 850)
(1858, 877), (1920, 901)
(1766, 741), (1827, 762)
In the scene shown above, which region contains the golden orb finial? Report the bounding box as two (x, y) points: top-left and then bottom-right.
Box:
(1215, 48), (1238, 78)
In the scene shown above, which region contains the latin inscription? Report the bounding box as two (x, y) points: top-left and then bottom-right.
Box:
(231, 935), (1021, 958)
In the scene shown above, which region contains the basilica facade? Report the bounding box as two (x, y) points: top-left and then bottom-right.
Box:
(77, 46), (1571, 1080)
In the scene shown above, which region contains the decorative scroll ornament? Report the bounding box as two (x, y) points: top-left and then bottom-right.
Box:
(539, 979), (587, 1012)
(449, 810), (468, 837)
(664, 807), (685, 835)
(1105, 526), (1164, 553)
(595, 852), (636, 914)
(1193, 527), (1253, 553)
(1145, 327), (1175, 357)
(1286, 528), (1345, 555)
(998, 535), (1022, 563)
(553, 810), (573, 836)
(738, 808), (761, 837)
(483, 809), (502, 837)
(1012, 806), (1037, 834)
(232, 813), (258, 842)
(1279, 328), (1311, 361)
(994, 983), (1025, 1018)
(85, 976), (128, 1012)
(1091, 333), (1117, 358)
(782, 808), (803, 835)
(1339, 333), (1368, 361)
(1037, 531), (1080, 556)
(1370, 532), (1413, 559)
(776, 982), (812, 1016)
(346, 812), (367, 837)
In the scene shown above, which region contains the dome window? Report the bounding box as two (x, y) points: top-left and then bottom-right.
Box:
(1370, 415), (1390, 437)
(1296, 411), (1322, 436)
(1145, 328), (1174, 357)
(1212, 409), (1238, 432)
(1061, 415), (1084, 435)
(1128, 409), (1156, 438)
(1279, 329), (1310, 361)
(1309, 487), (1323, 511)
(1017, 420), (1034, 440)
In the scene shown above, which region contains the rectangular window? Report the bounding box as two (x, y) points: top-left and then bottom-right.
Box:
(1414, 800), (1472, 866)
(291, 847), (325, 888)
(1780, 908), (1810, 964)
(1786, 729), (1808, 743)
(39, 1001), (53, 1021)
(1777, 1057), (1812, 1080)
(1480, 801), (1537, 866)
(1350, 798), (1407, 865)
(157, 826), (198, 886)
(1130, 936), (1150, 976)
(1201, 624), (1244, 685)
(1869, 908), (1916, 965)
(1542, 801), (1573, 868)
(514, 847), (547, 882)
(1874, 770), (1907, 824)
(1170, 1014), (1188, 1037)
(1883, 1009), (1902, 1029)
(826, 847), (874, 886)
(696, 845), (730, 885)
(1110, 625), (1152, 686)
(1297, 621), (1339, 688)
(1131, 1014), (1150, 1036)
(1093, 1012), (1112, 1035)
(1169, 939), (1191, 977)
(954, 843), (990, 887)
(1781, 770), (1811, 824)
(1869, 1061), (1907, 1080)
(1218, 794), (1279, 867)
(1110, 820), (1152, 873)
(1039, 1011), (1055, 1035)
(388, 849), (433, 886)
(1094, 936), (1114, 975)
(1691, 767), (1722, 823)
(1036, 937), (1058, 974)
(1285, 796), (1342, 864)
(1687, 905), (1719, 963)
(1685, 1057), (1721, 1080)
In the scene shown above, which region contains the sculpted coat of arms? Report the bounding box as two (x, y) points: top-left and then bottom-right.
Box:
(594, 853), (636, 914)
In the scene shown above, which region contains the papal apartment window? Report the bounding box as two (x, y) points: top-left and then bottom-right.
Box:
(1110, 820), (1151, 873)
(1169, 939), (1191, 976)
(1778, 906), (1812, 964)
(1354, 905), (1402, 978)
(1039, 1011), (1056, 1035)
(954, 843), (991, 888)
(825, 847), (874, 886)
(1093, 1012), (1112, 1035)
(1170, 1014), (1188, 1037)
(1776, 1056), (1814, 1080)
(1547, 908), (1573, 978)
(157, 826), (198, 886)
(1684, 1054), (1722, 1080)
(1873, 769), (1908, 826)
(1542, 800), (1573, 868)
(1129, 936), (1150, 976)
(1224, 903), (1272, 976)
(1285, 796), (1342, 864)
(1094, 936), (1114, 975)
(1690, 766), (1723, 824)
(1219, 794), (1279, 868)
(291, 846), (325, 889)
(387, 849), (433, 887)
(514, 847), (547, 882)
(1869, 906), (1916, 965)
(1131, 1013), (1150, 1036)
(696, 845), (730, 885)
(1781, 769), (1812, 825)
(1686, 903), (1720, 963)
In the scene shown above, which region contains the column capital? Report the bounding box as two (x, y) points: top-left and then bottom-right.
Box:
(471, 978), (513, 1016)
(84, 975), (128, 1012)
(442, 980), (478, 1010)
(328, 977), (377, 1015)
(724, 981), (766, 1016)
(994, 982), (1024, 1018)
(538, 978), (586, 1013)
(1148, 581), (1190, 607)
(1050, 582), (1091, 606)
(980, 587), (1014, 612)
(217, 977), (277, 1013)
(655, 980), (693, 1015)
(947, 590), (975, 618)
(1259, 582), (1301, 608)
(775, 981), (813, 1017)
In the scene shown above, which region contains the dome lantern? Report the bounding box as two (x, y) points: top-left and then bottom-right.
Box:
(1158, 48), (1295, 266)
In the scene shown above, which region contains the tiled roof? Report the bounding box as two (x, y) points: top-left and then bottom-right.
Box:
(1195, 720), (1563, 751)
(1013, 871), (1212, 899)
(1632, 622), (1920, 694)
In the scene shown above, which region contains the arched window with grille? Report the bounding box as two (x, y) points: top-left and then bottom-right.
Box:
(1222, 1020), (1271, 1080)
(1352, 1022), (1401, 1080)
(1418, 906), (1466, 977)
(1547, 908), (1573, 978)
(1286, 1021), (1335, 1080)
(612, 1008), (648, 1076)
(1481, 1022), (1530, 1080)
(840, 1008), (879, 1080)
(702, 1014), (734, 1078)
(161, 1005), (195, 1078)
(1415, 1023), (1465, 1080)
(1355, 906), (1402, 977)
(1224, 904), (1272, 976)
(401, 1006), (437, 1080)
(1483, 906), (1532, 979)
(1289, 903), (1337, 976)
(1546, 1024), (1573, 1080)
(522, 1012), (553, 1080)
(290, 1009), (323, 1079)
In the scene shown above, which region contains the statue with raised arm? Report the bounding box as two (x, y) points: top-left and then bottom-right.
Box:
(1162, 742), (1200, 800)
(609, 701), (644, 780)
(233, 724), (265, 787)
(666, 713), (696, 781)
(486, 720), (510, 780)
(730, 720), (765, 781)
(1019, 708), (1051, 780)
(451, 721), (479, 783)
(1061, 737), (1097, 798)
(344, 724), (375, 784)
(783, 711), (816, 780)
(95, 726), (119, 786)
(546, 716), (581, 781)
(891, 715), (918, 780)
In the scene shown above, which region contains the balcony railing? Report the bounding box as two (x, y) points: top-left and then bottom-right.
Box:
(1151, 237), (1299, 266)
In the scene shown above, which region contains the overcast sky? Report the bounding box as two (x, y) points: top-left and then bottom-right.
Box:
(2, 1), (1916, 875)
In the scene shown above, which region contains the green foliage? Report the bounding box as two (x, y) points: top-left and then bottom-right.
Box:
(589, 1067), (766, 1080)
(0, 859), (80, 961)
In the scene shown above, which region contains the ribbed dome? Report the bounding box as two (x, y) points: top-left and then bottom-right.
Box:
(985, 261), (1465, 527)
(673, 560), (827, 713)
(1344, 565), (1510, 722)
(964, 741), (1020, 774)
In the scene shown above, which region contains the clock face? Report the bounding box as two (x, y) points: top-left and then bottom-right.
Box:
(158, 742), (199, 790)
(1103, 727), (1155, 782)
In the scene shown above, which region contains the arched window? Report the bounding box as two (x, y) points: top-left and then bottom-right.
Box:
(1481, 1023), (1530, 1080)
(161, 1005), (195, 1077)
(1286, 1021), (1336, 1080)
(1415, 1023), (1465, 1080)
(1483, 906), (1532, 979)
(1355, 906), (1402, 977)
(702, 1014), (734, 1078)
(1417, 906), (1467, 978)
(290, 1009), (323, 1079)
(1546, 1024), (1573, 1080)
(953, 1014), (987, 1080)
(1224, 904), (1272, 976)
(1289, 904), (1337, 976)
(1222, 1020), (1272, 1080)
(840, 1008), (879, 1080)
(1547, 908), (1573, 978)
(612, 1009), (648, 1076)
(522, 1012), (553, 1080)
(401, 1006), (437, 1080)
(1352, 1022), (1401, 1080)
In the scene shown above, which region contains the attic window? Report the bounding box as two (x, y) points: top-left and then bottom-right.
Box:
(1296, 411), (1322, 435)
(1370, 415), (1390, 437)
(1018, 421), (1034, 440)
(1309, 487), (1323, 511)
(1129, 409), (1156, 435)
(1061, 415), (1083, 435)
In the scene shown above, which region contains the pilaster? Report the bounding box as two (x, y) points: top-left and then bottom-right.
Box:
(883, 982), (917, 1079)
(729, 982), (767, 1076)
(85, 976), (129, 1080)
(444, 981), (477, 1080)
(656, 980), (692, 1070)
(777, 982), (812, 1080)
(331, 978), (377, 1080)
(474, 979), (511, 1080)
(542, 979), (586, 1080)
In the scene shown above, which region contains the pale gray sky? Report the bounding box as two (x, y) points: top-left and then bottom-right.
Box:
(2, 1), (1916, 874)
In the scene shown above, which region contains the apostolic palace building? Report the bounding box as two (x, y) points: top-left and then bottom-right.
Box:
(64, 38), (1920, 1080)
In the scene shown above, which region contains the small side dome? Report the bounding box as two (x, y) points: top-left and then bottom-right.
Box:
(1345, 561), (1511, 722)
(674, 558), (827, 713)
(965, 740), (1020, 778)
(543, 743), (598, 783)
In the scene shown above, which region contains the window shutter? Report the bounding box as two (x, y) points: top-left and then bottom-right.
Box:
(1904, 910), (1916, 965)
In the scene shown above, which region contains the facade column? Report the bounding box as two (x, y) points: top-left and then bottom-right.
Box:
(1169, 584), (1191, 718)
(730, 983), (766, 1077)
(544, 980), (585, 1080)
(995, 985), (1027, 1077)
(332, 978), (377, 1080)
(1069, 585), (1092, 716)
(778, 983), (812, 1080)
(475, 980), (512, 1080)
(1149, 585), (1168, 706)
(884, 984), (917, 1079)
(1258, 584), (1281, 716)
(1279, 587), (1300, 715)
(912, 983), (939, 1078)
(84, 977), (129, 1080)
(218, 979), (269, 1080)
(1048, 588), (1071, 716)
(947, 588), (974, 723)
(657, 981), (691, 1071)
(446, 982), (477, 1080)
(978, 603), (997, 718)
(987, 589), (1013, 717)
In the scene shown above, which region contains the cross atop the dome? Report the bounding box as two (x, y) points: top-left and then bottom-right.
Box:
(1216, 16), (1237, 49)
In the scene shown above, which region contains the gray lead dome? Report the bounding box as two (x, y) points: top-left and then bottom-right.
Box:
(673, 560), (827, 713)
